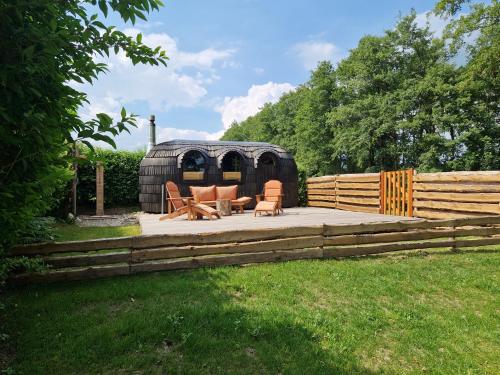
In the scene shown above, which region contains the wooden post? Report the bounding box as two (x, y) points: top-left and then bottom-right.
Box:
(96, 162), (104, 216)
(72, 145), (79, 216)
(379, 171), (385, 214)
(407, 169), (414, 217)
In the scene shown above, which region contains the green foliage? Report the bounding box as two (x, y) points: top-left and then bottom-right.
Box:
(18, 217), (56, 245)
(0, 0), (167, 280)
(222, 7), (499, 177)
(296, 169), (308, 206)
(77, 147), (146, 207)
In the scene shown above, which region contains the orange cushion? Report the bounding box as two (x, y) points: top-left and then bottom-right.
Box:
(190, 185), (216, 202)
(255, 201), (277, 211)
(233, 196), (251, 204)
(216, 185), (238, 200)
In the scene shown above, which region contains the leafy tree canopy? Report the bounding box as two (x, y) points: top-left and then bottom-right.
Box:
(222, 5), (499, 177)
(0, 0), (167, 256)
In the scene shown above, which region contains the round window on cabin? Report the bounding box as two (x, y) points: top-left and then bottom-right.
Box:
(222, 151), (243, 182)
(182, 150), (206, 181)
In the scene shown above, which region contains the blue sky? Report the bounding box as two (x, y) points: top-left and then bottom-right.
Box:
(79, 0), (446, 150)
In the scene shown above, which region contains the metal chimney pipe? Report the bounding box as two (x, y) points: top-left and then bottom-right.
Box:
(147, 115), (156, 152)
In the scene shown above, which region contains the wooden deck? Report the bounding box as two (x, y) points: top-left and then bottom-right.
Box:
(139, 207), (420, 235)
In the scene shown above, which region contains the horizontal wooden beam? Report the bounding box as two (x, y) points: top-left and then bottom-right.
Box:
(325, 227), (500, 246)
(336, 203), (379, 213)
(130, 248), (324, 274)
(45, 251), (131, 268)
(131, 236), (324, 263)
(336, 182), (380, 190)
(307, 182), (336, 189)
(308, 201), (336, 208)
(335, 174), (379, 183)
(308, 195), (336, 202)
(307, 176), (336, 183)
(413, 183), (500, 193)
(414, 171), (500, 183)
(132, 226), (324, 249)
(307, 189), (336, 195)
(336, 196), (379, 205)
(413, 200), (500, 214)
(413, 191), (500, 203)
(413, 209), (482, 220)
(324, 237), (500, 258)
(11, 237), (134, 256)
(334, 189), (379, 197)
(324, 216), (500, 235)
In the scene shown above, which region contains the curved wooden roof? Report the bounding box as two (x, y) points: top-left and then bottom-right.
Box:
(145, 140), (294, 165)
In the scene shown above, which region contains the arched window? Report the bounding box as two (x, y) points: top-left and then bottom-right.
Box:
(258, 152), (277, 167)
(222, 151), (243, 182)
(182, 150), (206, 181)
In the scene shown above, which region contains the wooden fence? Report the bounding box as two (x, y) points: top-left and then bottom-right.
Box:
(413, 171), (500, 219)
(9, 216), (500, 284)
(307, 174), (380, 213)
(308, 170), (500, 219)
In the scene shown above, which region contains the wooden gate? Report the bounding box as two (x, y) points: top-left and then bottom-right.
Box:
(380, 169), (414, 216)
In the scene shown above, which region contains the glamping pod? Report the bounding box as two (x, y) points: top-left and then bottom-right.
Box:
(139, 139), (298, 213)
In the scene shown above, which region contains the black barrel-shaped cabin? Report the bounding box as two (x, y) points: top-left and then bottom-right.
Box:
(139, 140), (298, 213)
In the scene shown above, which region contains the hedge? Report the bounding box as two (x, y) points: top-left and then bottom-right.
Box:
(77, 148), (145, 207)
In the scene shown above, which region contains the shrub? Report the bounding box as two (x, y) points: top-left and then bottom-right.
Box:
(297, 168), (308, 207)
(77, 147), (146, 207)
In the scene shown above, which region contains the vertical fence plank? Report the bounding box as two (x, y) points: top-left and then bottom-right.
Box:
(402, 170), (406, 217)
(391, 171), (395, 215)
(408, 169), (414, 217)
(396, 171), (401, 216)
(379, 172), (384, 214)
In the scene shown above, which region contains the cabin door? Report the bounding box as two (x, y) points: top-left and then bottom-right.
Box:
(256, 152), (279, 194)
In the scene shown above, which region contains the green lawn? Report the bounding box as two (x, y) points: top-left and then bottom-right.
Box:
(54, 224), (140, 241)
(4, 249), (499, 374)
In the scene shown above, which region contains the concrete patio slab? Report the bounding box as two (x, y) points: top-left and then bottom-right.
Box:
(139, 207), (420, 235)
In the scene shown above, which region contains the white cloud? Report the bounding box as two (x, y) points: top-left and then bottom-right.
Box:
(76, 29), (236, 114)
(414, 11), (448, 37)
(254, 67), (265, 75)
(291, 41), (344, 70)
(79, 93), (223, 149)
(158, 127), (224, 142)
(216, 82), (295, 129)
(75, 29), (238, 149)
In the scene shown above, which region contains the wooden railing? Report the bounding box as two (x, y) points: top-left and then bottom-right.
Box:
(9, 216), (500, 284)
(307, 170), (500, 219)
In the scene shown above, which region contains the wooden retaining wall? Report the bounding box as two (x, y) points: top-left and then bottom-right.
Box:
(9, 216), (500, 284)
(307, 170), (500, 219)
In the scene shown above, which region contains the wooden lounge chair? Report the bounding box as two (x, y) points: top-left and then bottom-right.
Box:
(254, 180), (284, 216)
(159, 181), (220, 221)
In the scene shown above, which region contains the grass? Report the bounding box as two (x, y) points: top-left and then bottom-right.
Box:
(4, 249), (499, 374)
(53, 223), (140, 242)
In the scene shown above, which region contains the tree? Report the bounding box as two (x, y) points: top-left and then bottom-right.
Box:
(222, 6), (499, 180)
(435, 0), (499, 170)
(0, 1), (168, 266)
